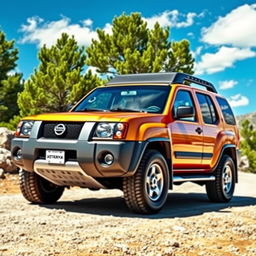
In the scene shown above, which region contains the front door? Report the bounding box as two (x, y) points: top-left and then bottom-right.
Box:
(168, 88), (204, 170)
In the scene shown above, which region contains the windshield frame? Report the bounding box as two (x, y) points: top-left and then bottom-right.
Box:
(72, 84), (171, 114)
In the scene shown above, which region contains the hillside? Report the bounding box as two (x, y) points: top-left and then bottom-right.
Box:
(236, 112), (256, 127)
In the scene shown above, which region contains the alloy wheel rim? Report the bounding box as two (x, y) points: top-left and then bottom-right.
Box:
(222, 163), (233, 195)
(145, 163), (164, 201)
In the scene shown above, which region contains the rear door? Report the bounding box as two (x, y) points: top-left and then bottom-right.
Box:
(168, 88), (204, 170)
(195, 91), (222, 169)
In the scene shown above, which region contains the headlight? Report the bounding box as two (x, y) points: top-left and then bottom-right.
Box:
(94, 122), (128, 139)
(15, 121), (35, 137)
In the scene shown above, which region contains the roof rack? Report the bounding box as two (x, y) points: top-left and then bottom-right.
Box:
(106, 72), (217, 93)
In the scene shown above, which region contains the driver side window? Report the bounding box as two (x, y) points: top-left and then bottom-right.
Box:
(173, 90), (196, 122)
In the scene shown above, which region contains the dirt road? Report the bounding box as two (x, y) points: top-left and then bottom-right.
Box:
(0, 171), (255, 256)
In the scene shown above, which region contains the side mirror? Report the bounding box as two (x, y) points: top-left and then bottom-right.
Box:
(176, 106), (194, 119)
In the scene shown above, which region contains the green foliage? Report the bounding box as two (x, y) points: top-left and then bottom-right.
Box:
(87, 13), (194, 76)
(166, 40), (194, 74)
(0, 31), (23, 128)
(18, 33), (103, 116)
(0, 115), (21, 130)
(240, 119), (256, 173)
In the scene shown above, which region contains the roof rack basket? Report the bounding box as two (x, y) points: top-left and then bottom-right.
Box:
(106, 72), (217, 93)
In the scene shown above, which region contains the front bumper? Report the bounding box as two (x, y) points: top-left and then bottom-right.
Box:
(11, 121), (145, 178)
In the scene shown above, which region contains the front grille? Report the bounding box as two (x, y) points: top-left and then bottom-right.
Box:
(40, 122), (84, 139)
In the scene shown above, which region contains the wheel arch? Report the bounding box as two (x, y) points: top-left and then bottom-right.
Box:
(128, 138), (173, 188)
(213, 144), (238, 183)
(145, 139), (172, 170)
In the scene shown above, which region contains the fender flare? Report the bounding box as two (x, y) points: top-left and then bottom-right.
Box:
(212, 144), (239, 183)
(127, 138), (172, 184)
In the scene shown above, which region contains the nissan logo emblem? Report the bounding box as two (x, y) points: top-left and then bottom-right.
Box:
(54, 124), (66, 136)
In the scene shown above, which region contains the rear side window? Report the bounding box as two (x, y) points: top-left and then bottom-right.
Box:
(216, 97), (236, 125)
(196, 93), (218, 124)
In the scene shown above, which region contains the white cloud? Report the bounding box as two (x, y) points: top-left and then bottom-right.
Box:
(176, 12), (197, 28)
(195, 46), (256, 75)
(20, 10), (199, 49)
(191, 46), (203, 59)
(86, 66), (100, 76)
(83, 19), (93, 27)
(202, 4), (256, 47)
(195, 46), (203, 56)
(187, 32), (194, 38)
(144, 10), (197, 29)
(219, 80), (238, 90)
(228, 94), (249, 107)
(103, 23), (113, 35)
(20, 16), (112, 48)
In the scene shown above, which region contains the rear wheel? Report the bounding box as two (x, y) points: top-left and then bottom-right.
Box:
(123, 150), (170, 214)
(19, 169), (64, 204)
(206, 155), (235, 202)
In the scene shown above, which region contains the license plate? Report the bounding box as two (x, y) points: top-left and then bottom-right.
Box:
(46, 150), (65, 164)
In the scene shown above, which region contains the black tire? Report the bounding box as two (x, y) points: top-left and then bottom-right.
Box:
(19, 169), (64, 204)
(206, 154), (235, 202)
(123, 150), (170, 214)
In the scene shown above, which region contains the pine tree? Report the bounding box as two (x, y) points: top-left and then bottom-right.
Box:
(240, 119), (256, 173)
(18, 33), (102, 116)
(86, 13), (194, 76)
(165, 40), (194, 73)
(0, 31), (23, 128)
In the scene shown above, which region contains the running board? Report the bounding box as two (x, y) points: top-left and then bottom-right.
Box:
(173, 175), (215, 183)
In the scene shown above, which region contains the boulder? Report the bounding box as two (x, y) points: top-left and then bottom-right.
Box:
(239, 155), (249, 171)
(0, 168), (5, 179)
(0, 127), (15, 150)
(0, 148), (17, 172)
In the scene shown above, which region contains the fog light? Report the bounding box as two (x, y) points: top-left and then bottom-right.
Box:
(104, 153), (114, 165)
(16, 149), (23, 160)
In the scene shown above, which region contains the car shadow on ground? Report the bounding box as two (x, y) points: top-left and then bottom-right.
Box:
(41, 192), (256, 219)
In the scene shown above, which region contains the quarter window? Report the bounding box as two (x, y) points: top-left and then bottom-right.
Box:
(173, 90), (196, 122)
(196, 93), (218, 124)
(216, 97), (236, 125)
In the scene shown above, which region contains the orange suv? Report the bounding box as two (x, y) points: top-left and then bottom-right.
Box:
(11, 72), (240, 214)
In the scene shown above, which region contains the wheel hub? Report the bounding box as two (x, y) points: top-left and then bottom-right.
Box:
(146, 163), (164, 201)
(222, 164), (233, 195)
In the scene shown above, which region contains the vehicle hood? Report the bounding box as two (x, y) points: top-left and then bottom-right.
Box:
(22, 111), (165, 123)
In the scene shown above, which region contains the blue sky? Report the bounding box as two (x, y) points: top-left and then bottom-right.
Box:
(1, 0), (256, 115)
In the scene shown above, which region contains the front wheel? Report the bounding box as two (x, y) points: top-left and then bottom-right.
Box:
(19, 169), (64, 204)
(206, 155), (235, 202)
(123, 150), (170, 214)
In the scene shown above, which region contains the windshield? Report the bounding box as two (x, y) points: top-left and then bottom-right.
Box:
(73, 86), (171, 113)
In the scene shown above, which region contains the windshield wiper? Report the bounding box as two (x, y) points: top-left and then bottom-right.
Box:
(110, 107), (147, 113)
(74, 108), (108, 112)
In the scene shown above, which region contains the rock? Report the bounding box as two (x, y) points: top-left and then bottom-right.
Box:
(172, 225), (186, 232)
(0, 128), (17, 172)
(164, 248), (173, 255)
(0, 168), (5, 179)
(0, 127), (14, 150)
(172, 241), (180, 248)
(239, 155), (249, 170)
(0, 148), (17, 172)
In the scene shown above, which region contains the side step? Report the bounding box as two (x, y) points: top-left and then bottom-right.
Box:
(173, 175), (215, 183)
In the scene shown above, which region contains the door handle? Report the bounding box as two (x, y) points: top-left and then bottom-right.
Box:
(195, 127), (203, 134)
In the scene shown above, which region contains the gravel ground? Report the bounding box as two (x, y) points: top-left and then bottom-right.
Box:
(0, 171), (255, 256)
